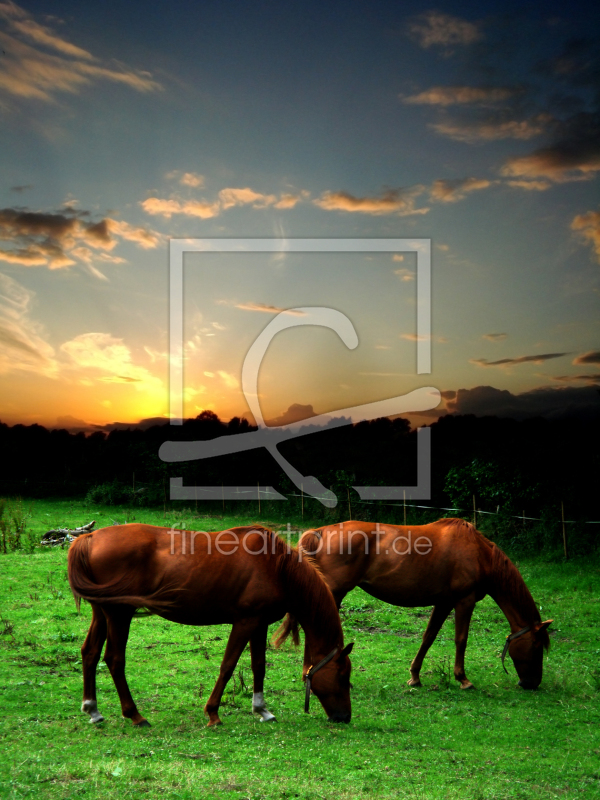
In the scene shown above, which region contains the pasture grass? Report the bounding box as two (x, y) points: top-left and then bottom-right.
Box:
(0, 500), (599, 798)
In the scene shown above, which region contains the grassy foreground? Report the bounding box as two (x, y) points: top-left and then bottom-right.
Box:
(0, 502), (599, 799)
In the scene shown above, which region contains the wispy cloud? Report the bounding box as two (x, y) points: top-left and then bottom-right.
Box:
(431, 115), (549, 143)
(482, 332), (507, 341)
(217, 370), (238, 390)
(571, 209), (600, 262)
(430, 177), (492, 202)
(60, 332), (163, 392)
(506, 179), (551, 191)
(165, 170), (205, 188)
(550, 373), (600, 384)
(573, 350), (600, 367)
(0, 2), (161, 104)
(402, 86), (515, 106)
(234, 302), (307, 316)
(470, 352), (569, 367)
(0, 206), (162, 270)
(394, 268), (414, 282)
(401, 333), (447, 343)
(0, 271), (57, 376)
(408, 11), (482, 53)
(313, 188), (428, 216)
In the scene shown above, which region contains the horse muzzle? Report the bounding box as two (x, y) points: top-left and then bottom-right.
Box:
(328, 712), (351, 723)
(517, 679), (538, 690)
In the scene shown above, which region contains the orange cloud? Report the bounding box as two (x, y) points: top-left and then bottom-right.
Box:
(571, 209), (600, 262)
(141, 187), (307, 219)
(500, 117), (600, 182)
(430, 177), (492, 203)
(266, 403), (316, 427)
(313, 188), (428, 216)
(470, 353), (569, 367)
(403, 86), (514, 106)
(60, 332), (163, 392)
(408, 11), (482, 51)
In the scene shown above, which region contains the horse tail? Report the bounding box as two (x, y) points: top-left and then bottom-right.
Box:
(272, 613), (301, 648)
(67, 533), (175, 613)
(298, 529), (323, 558)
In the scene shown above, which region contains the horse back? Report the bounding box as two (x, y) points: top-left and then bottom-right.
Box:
(69, 524), (287, 624)
(306, 519), (488, 607)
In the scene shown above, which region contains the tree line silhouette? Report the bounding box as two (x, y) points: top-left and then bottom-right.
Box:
(0, 411), (598, 522)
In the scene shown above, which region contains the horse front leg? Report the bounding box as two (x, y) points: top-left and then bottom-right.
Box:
(103, 605), (149, 726)
(204, 619), (257, 727)
(249, 623), (276, 722)
(408, 604), (452, 687)
(453, 594), (476, 689)
(81, 602), (107, 723)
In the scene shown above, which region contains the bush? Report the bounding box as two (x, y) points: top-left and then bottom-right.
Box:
(0, 498), (35, 552)
(444, 458), (541, 514)
(85, 481), (150, 506)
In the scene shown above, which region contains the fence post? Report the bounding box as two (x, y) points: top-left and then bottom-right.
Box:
(473, 495), (477, 527)
(561, 501), (568, 560)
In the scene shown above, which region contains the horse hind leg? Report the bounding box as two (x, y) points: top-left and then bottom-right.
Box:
(81, 603), (107, 723)
(408, 604), (452, 687)
(103, 605), (150, 727)
(453, 594), (476, 690)
(250, 623), (276, 722)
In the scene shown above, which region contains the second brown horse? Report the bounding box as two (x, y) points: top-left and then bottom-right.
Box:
(287, 518), (551, 690)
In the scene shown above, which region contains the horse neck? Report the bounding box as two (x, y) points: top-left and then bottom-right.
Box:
(485, 546), (540, 633)
(282, 554), (343, 659)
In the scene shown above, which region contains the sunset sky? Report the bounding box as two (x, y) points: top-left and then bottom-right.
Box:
(1, 0), (599, 432)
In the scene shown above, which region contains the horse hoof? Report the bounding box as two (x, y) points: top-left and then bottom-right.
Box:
(407, 679), (422, 688)
(134, 719), (151, 727)
(89, 715), (105, 724)
(460, 682), (475, 690)
(259, 715), (277, 723)
(207, 719), (222, 727)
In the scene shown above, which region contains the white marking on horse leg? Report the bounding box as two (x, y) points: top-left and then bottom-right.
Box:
(82, 699), (105, 724)
(252, 691), (276, 722)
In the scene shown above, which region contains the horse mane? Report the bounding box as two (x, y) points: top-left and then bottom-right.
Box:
(435, 518), (550, 652)
(270, 533), (341, 650)
(483, 533), (550, 652)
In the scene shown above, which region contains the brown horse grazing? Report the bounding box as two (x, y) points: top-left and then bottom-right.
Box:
(293, 519), (552, 690)
(68, 524), (353, 727)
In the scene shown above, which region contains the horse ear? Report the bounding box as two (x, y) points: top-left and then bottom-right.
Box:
(535, 619), (553, 632)
(339, 642), (354, 658)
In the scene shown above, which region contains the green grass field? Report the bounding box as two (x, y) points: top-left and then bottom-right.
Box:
(0, 500), (599, 799)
